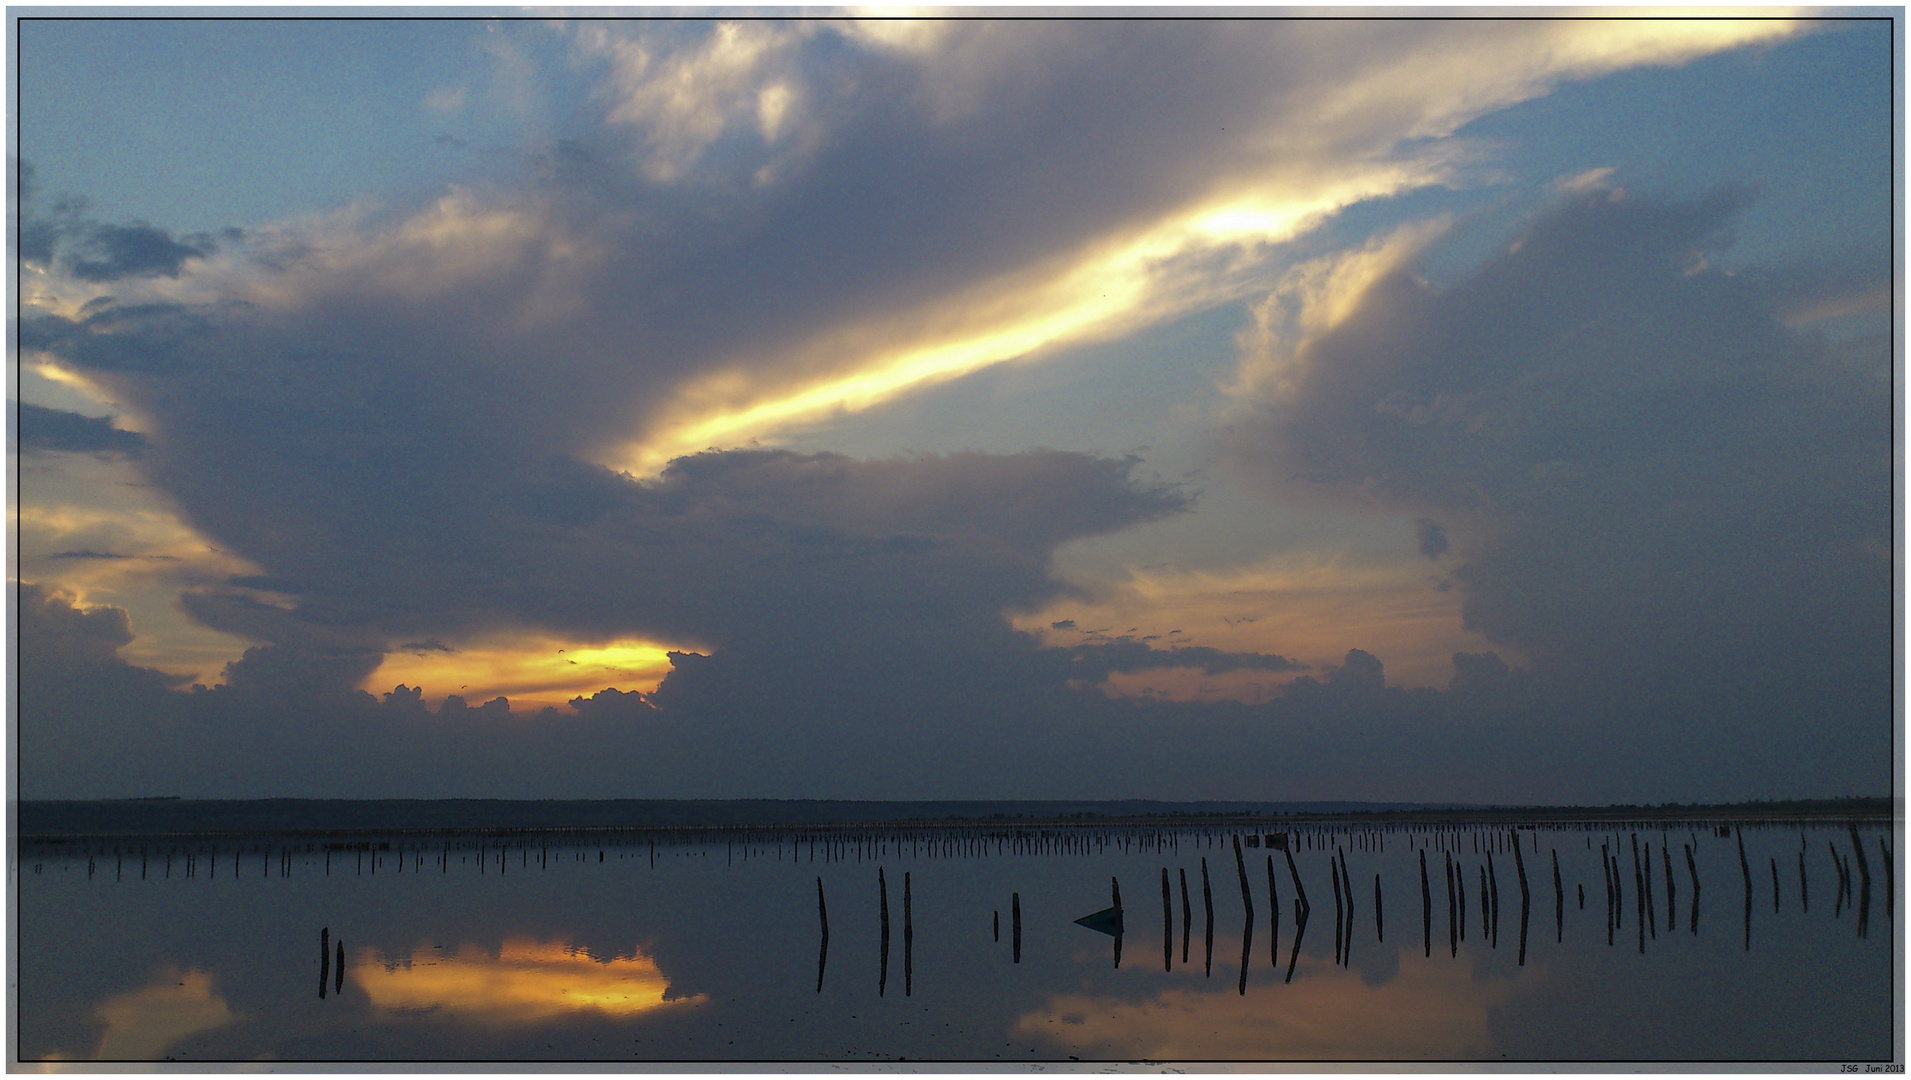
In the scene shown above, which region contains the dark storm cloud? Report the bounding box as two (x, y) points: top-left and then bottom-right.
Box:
(1413, 518), (1448, 560)
(1058, 638), (1308, 679)
(67, 222), (219, 282)
(16, 403), (150, 457)
(16, 168), (228, 279)
(22, 304), (220, 375)
(1233, 191), (1892, 795)
(16, 25), (1845, 801)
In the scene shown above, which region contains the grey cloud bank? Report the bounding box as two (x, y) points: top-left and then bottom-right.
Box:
(1231, 190), (1892, 797)
(13, 20), (1893, 806)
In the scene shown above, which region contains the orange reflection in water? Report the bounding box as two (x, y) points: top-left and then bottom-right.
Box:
(1016, 949), (1533, 1059)
(353, 939), (703, 1023)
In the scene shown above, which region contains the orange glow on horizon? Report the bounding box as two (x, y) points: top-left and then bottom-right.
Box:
(352, 938), (703, 1023)
(366, 635), (692, 711)
(1016, 551), (1512, 694)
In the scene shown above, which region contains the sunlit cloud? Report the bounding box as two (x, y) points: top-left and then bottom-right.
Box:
(620, 165), (1442, 475)
(1015, 551), (1507, 691)
(353, 938), (702, 1023)
(367, 634), (689, 709)
(88, 968), (237, 1061)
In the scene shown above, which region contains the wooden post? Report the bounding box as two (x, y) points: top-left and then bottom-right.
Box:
(1511, 832), (1530, 914)
(1685, 842), (1700, 935)
(1831, 840), (1847, 916)
(1331, 854), (1344, 965)
(1481, 864), (1492, 948)
(1162, 867), (1172, 972)
(904, 871), (913, 995)
(1268, 856), (1281, 968)
(1338, 848), (1353, 965)
(1285, 897), (1306, 984)
(1179, 868), (1192, 965)
(335, 941), (344, 996)
(1737, 830), (1753, 951)
(1282, 844), (1309, 913)
(1012, 891), (1021, 964)
(816, 877), (829, 994)
(1642, 840), (1657, 940)
(1770, 857), (1780, 913)
(1457, 855), (1466, 941)
(1600, 843), (1612, 940)
(319, 928), (330, 1000)
(1878, 835), (1892, 918)
(1663, 840), (1676, 934)
(1631, 834), (1646, 954)
(1374, 872), (1383, 943)
(1799, 847), (1810, 913)
(1487, 850), (1500, 947)
(879, 868), (890, 996)
(1232, 836), (1253, 918)
(1849, 824), (1872, 938)
(1445, 852), (1456, 958)
(1552, 849), (1563, 943)
(1202, 856), (1215, 977)
(1420, 849), (1431, 958)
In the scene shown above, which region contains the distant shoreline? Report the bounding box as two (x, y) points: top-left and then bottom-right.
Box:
(14, 795), (1894, 842)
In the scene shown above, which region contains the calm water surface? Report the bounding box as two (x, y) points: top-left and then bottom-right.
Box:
(16, 821), (1898, 1063)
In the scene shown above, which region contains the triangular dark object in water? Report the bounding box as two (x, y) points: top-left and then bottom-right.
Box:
(1074, 906), (1124, 936)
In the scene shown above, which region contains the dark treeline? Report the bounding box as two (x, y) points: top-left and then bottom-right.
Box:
(18, 796), (1892, 842)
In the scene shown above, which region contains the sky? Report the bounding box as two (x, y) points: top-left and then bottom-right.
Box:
(10, 13), (1900, 804)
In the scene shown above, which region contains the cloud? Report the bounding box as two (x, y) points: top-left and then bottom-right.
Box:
(1229, 190), (1892, 792)
(67, 222), (219, 282)
(16, 402), (150, 456)
(18, 181), (230, 281)
(16, 22), (1836, 802)
(1413, 518), (1449, 560)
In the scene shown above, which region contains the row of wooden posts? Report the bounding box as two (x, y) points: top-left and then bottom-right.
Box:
(802, 823), (1890, 997)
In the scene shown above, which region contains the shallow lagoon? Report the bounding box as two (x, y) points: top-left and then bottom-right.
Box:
(15, 820), (1898, 1064)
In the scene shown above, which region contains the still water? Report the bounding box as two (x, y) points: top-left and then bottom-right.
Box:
(16, 820), (1898, 1064)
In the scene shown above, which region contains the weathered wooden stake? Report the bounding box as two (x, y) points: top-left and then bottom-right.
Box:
(1685, 843), (1700, 934)
(1878, 835), (1892, 918)
(1179, 868), (1192, 965)
(1663, 841), (1676, 934)
(1643, 841), (1657, 940)
(1162, 867), (1173, 971)
(1374, 872), (1383, 943)
(1631, 834), (1646, 954)
(1552, 849), (1563, 943)
(319, 928), (330, 1000)
(1849, 824), (1872, 938)
(816, 877), (829, 994)
(879, 867), (891, 996)
(1268, 856), (1281, 968)
(1233, 836), (1253, 918)
(1799, 848), (1810, 913)
(1012, 891), (1022, 964)
(1738, 830), (1753, 951)
(1487, 850), (1500, 947)
(1331, 855), (1345, 964)
(1445, 853), (1457, 958)
(1420, 849), (1431, 959)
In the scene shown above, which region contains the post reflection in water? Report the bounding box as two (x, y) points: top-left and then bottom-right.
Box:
(16, 820), (1895, 1063)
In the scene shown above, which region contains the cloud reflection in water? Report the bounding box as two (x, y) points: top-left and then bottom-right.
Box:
(353, 939), (703, 1024)
(1016, 949), (1528, 1059)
